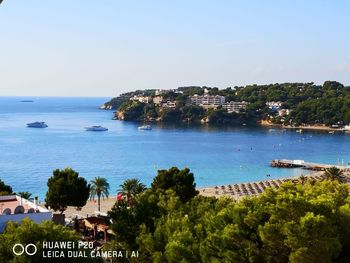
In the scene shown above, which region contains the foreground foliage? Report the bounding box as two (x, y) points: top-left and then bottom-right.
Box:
(109, 178), (350, 263)
(45, 168), (90, 213)
(90, 176), (110, 212)
(0, 218), (100, 263)
(118, 178), (146, 205)
(0, 178), (13, 196)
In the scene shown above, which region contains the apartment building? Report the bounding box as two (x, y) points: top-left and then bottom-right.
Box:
(222, 101), (249, 113)
(189, 95), (225, 109)
(130, 95), (151, 104)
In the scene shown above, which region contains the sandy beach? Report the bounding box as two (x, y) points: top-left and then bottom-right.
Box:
(64, 197), (118, 219)
(261, 121), (347, 132)
(61, 171), (333, 220)
(283, 125), (346, 131)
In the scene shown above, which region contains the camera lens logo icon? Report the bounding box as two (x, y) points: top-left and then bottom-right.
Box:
(13, 244), (37, 256)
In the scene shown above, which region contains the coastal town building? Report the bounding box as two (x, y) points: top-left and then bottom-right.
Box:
(155, 89), (183, 96)
(162, 101), (177, 109)
(130, 95), (151, 104)
(278, 109), (290, 116)
(222, 101), (249, 113)
(153, 96), (163, 105)
(266, 101), (282, 110)
(0, 195), (52, 233)
(155, 89), (166, 96)
(189, 95), (225, 109)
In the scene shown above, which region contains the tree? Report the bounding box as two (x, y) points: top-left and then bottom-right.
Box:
(0, 218), (100, 263)
(161, 109), (182, 122)
(114, 178), (350, 262)
(324, 166), (343, 181)
(118, 101), (145, 121)
(299, 175), (307, 185)
(45, 168), (90, 213)
(151, 167), (197, 202)
(90, 177), (110, 212)
(0, 179), (13, 196)
(118, 178), (146, 205)
(108, 189), (162, 251)
(18, 191), (32, 199)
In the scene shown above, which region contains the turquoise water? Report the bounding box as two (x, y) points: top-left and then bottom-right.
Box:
(0, 97), (349, 200)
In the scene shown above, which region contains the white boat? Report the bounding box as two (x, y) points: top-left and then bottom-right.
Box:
(27, 122), (48, 128)
(296, 129), (303, 133)
(85, 125), (108, 131)
(138, 125), (152, 130)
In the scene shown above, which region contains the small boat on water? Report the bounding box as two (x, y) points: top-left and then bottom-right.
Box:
(85, 125), (108, 131)
(329, 131), (335, 134)
(138, 125), (152, 130)
(27, 122), (48, 128)
(296, 129), (303, 133)
(343, 124), (350, 131)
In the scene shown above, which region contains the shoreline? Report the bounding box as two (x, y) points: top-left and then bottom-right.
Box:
(63, 171), (327, 219)
(107, 116), (348, 132)
(283, 125), (346, 132)
(261, 122), (348, 132)
(198, 171), (324, 200)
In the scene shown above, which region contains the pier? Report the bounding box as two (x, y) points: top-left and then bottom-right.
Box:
(271, 159), (347, 171)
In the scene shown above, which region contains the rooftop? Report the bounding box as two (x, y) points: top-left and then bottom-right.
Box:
(0, 195), (49, 215)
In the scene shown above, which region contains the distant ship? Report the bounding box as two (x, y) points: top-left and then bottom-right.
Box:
(27, 122), (48, 128)
(138, 125), (152, 130)
(85, 125), (108, 131)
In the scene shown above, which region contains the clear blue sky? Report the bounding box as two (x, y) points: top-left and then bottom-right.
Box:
(0, 1), (349, 96)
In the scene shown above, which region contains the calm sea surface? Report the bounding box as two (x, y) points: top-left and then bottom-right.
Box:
(1, 97), (349, 199)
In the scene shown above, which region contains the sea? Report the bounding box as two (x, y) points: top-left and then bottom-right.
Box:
(0, 96), (349, 200)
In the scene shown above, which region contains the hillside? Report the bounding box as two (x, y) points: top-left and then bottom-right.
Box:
(102, 81), (350, 126)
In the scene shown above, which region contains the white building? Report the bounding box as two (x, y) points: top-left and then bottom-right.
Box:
(153, 96), (163, 105)
(278, 109), (290, 116)
(130, 95), (151, 104)
(266, 101), (282, 110)
(155, 89), (166, 96)
(155, 89), (183, 96)
(162, 101), (177, 109)
(189, 95), (225, 109)
(222, 101), (249, 113)
(0, 195), (52, 233)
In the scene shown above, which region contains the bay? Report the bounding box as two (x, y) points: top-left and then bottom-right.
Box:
(0, 96), (349, 200)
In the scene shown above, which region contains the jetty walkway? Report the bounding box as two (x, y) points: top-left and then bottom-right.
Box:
(271, 159), (348, 171)
(201, 160), (350, 200)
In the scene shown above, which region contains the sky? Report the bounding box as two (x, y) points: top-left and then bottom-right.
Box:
(0, 0), (349, 97)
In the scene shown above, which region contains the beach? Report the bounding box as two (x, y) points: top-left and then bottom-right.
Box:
(63, 170), (336, 219)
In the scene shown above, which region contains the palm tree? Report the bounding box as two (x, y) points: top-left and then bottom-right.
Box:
(118, 179), (146, 205)
(18, 191), (32, 199)
(324, 167), (343, 181)
(90, 177), (110, 212)
(299, 175), (307, 185)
